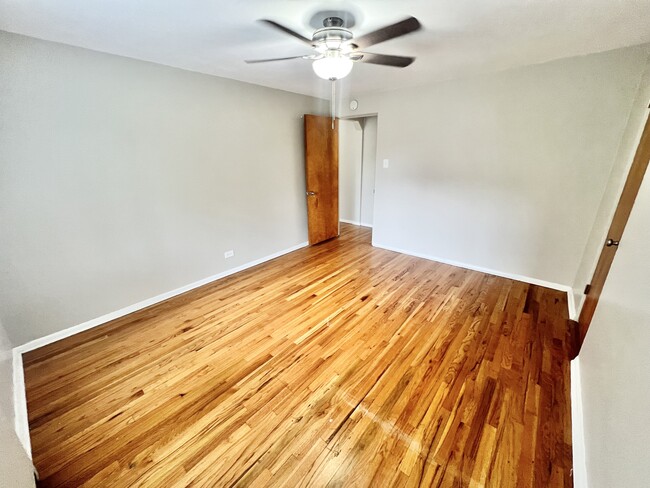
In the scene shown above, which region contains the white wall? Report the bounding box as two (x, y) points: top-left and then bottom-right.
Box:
(339, 119), (363, 223)
(360, 117), (377, 227)
(0, 322), (35, 487)
(340, 45), (650, 288)
(578, 158), (650, 488)
(0, 31), (325, 345)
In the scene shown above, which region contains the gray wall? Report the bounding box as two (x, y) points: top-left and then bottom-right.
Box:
(0, 31), (325, 345)
(339, 45), (650, 288)
(0, 322), (14, 438)
(578, 151), (650, 487)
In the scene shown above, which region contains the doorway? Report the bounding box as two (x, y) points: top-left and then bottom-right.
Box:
(578, 112), (650, 347)
(339, 116), (378, 232)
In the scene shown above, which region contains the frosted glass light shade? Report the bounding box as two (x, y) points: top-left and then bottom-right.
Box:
(312, 55), (353, 80)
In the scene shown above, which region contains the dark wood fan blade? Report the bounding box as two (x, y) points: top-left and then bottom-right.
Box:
(245, 55), (309, 64)
(354, 52), (415, 68)
(352, 17), (421, 49)
(259, 19), (314, 45)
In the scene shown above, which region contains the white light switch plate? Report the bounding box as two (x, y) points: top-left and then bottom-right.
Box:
(383, 159), (389, 168)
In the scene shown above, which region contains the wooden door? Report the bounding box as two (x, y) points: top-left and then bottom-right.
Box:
(304, 114), (339, 245)
(579, 113), (650, 345)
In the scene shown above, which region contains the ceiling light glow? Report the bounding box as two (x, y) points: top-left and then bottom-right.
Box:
(312, 52), (353, 80)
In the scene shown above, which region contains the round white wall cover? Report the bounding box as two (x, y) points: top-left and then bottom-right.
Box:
(349, 99), (359, 111)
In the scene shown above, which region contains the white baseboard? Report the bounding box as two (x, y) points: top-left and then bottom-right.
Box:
(372, 242), (575, 318)
(340, 218), (360, 225)
(573, 292), (586, 321)
(11, 240), (308, 456)
(568, 292), (577, 322)
(14, 241), (308, 354)
(571, 358), (588, 488)
(12, 348), (31, 459)
(340, 218), (373, 228)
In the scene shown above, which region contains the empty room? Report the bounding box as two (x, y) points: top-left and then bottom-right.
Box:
(1, 1), (650, 487)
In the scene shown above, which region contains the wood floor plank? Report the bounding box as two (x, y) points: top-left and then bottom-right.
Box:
(24, 224), (573, 487)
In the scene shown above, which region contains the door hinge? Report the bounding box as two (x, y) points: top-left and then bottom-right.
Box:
(584, 284), (591, 295)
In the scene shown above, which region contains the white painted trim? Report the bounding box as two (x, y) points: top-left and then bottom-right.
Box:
(14, 241), (308, 354)
(340, 218), (361, 225)
(12, 348), (31, 459)
(340, 218), (372, 228)
(573, 292), (586, 321)
(10, 240), (308, 457)
(567, 292), (577, 321)
(372, 242), (575, 316)
(571, 358), (589, 488)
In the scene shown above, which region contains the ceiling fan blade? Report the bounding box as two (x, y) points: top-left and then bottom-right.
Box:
(352, 17), (421, 49)
(245, 55), (311, 64)
(258, 19), (314, 46)
(353, 52), (415, 68)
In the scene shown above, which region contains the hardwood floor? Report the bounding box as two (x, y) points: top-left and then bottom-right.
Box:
(24, 224), (573, 487)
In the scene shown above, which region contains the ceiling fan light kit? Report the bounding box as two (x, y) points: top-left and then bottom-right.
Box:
(312, 52), (353, 80)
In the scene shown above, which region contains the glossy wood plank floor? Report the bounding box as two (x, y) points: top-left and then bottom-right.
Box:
(24, 224), (573, 487)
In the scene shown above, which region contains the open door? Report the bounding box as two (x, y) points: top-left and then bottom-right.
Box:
(579, 113), (650, 346)
(304, 114), (339, 245)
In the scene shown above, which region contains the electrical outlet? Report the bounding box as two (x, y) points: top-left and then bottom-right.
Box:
(383, 159), (389, 168)
(224, 250), (234, 259)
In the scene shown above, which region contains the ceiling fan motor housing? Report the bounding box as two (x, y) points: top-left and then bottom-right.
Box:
(312, 17), (354, 51)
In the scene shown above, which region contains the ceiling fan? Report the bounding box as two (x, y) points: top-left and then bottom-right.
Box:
(246, 15), (422, 81)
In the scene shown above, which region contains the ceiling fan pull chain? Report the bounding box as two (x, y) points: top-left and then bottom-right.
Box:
(331, 78), (336, 129)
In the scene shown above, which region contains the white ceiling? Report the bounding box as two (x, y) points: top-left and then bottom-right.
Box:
(2, 0), (650, 99)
